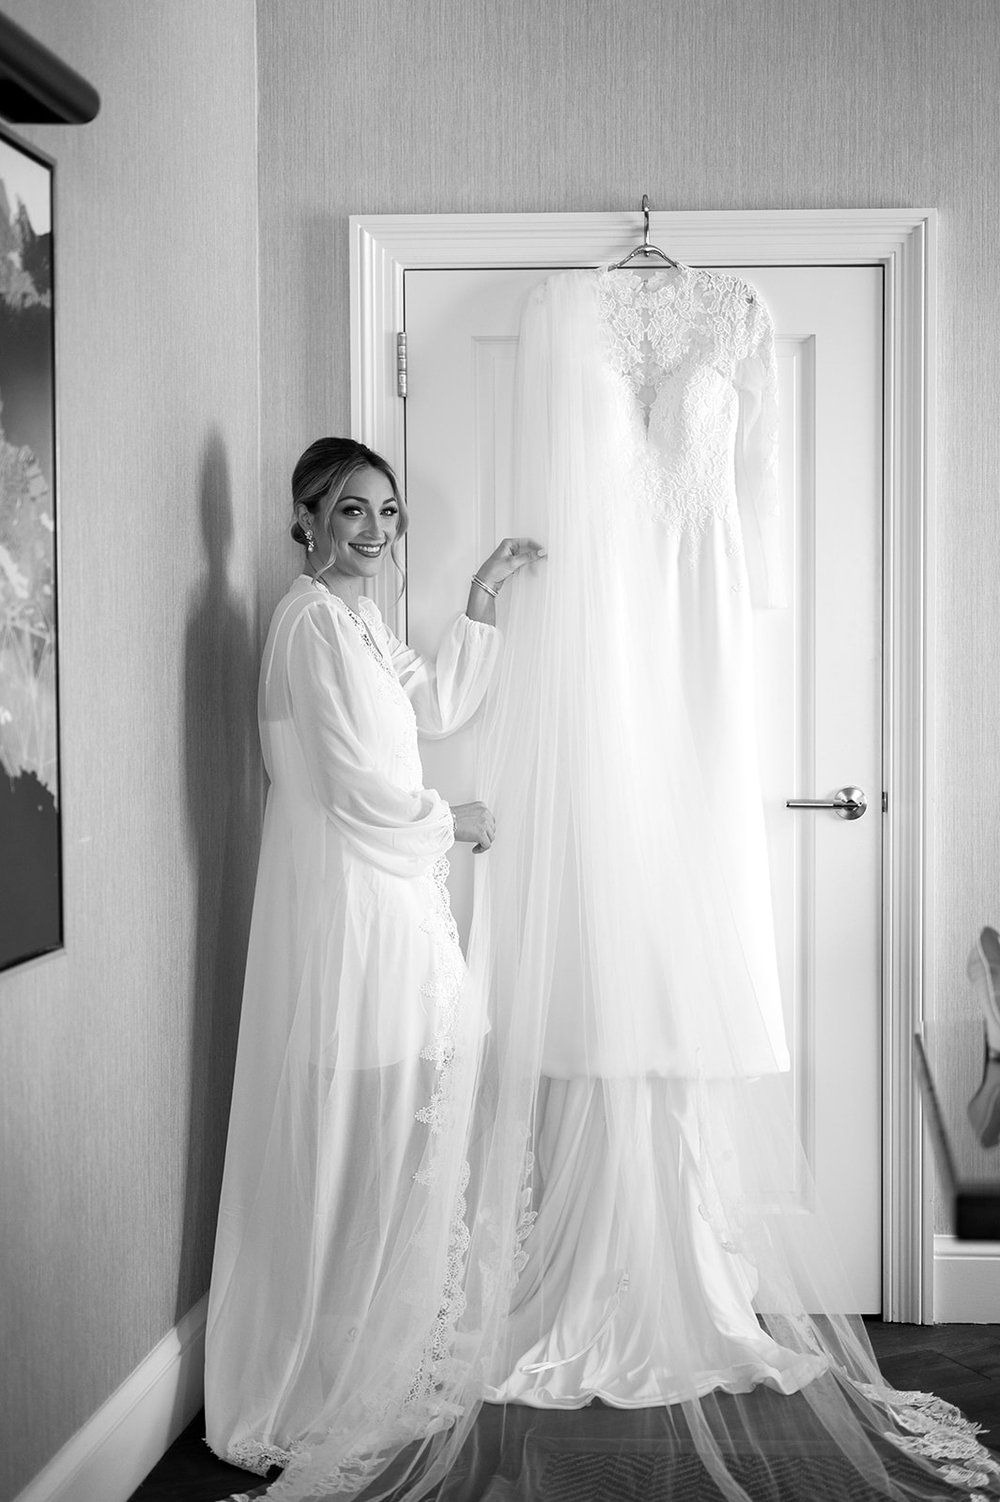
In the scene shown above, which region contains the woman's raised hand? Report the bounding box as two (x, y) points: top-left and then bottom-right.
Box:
(451, 801), (496, 854)
(474, 537), (547, 592)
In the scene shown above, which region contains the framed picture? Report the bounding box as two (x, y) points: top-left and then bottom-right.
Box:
(0, 123), (60, 972)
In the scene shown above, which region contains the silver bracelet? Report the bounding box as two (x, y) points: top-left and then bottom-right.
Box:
(472, 573), (500, 598)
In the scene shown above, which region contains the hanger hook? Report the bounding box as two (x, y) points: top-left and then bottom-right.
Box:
(641, 193), (651, 249)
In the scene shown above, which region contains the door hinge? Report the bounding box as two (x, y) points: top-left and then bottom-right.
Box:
(882, 790), (888, 813)
(396, 331), (407, 399)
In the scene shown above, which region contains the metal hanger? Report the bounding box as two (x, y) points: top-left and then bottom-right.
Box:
(608, 194), (681, 271)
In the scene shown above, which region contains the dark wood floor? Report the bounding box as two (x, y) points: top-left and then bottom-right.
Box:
(129, 1322), (1000, 1501)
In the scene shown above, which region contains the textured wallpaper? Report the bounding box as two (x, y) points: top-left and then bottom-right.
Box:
(0, 3), (261, 1497)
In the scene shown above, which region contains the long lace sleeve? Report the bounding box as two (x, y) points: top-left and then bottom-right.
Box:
(383, 611), (500, 738)
(285, 607), (454, 877)
(734, 295), (786, 609)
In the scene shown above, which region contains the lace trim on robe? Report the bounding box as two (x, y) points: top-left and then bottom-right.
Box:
(221, 855), (476, 1491)
(414, 855), (466, 1160)
(217, 1435), (299, 1478)
(343, 597), (396, 681)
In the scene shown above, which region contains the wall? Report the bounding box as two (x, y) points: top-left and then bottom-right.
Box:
(0, 3), (261, 1498)
(256, 0), (1000, 1227)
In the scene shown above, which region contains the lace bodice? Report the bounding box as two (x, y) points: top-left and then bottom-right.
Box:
(582, 265), (779, 551)
(596, 265), (762, 396)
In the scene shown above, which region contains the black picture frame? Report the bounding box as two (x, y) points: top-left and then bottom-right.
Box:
(0, 121), (61, 972)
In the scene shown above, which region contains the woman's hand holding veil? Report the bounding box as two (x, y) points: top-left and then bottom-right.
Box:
(466, 536), (546, 624)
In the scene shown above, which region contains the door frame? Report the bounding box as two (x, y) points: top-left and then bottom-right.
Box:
(349, 208), (937, 1322)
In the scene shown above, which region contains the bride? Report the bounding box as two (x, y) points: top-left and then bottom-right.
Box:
(204, 436), (543, 1500)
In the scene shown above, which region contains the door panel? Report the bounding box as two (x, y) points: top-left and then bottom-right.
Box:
(403, 262), (883, 1310)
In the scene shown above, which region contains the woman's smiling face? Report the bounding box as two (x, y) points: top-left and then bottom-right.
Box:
(307, 464), (401, 582)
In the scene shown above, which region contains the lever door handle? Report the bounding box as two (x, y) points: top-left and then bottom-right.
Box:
(785, 786), (867, 821)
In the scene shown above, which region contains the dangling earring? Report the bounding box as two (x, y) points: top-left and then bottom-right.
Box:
(305, 529), (315, 554)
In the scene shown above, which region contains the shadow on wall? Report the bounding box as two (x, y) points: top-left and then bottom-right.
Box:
(177, 428), (260, 1321)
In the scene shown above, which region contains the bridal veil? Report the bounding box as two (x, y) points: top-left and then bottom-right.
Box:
(251, 270), (998, 1502)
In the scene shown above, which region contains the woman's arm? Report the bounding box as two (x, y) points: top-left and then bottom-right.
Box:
(286, 607), (454, 877)
(465, 536), (546, 625)
(386, 613), (500, 737)
(384, 537), (547, 735)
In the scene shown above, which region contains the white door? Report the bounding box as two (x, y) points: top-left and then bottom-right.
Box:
(400, 262), (884, 1312)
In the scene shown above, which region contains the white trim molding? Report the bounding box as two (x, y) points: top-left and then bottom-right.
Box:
(13, 1294), (208, 1502)
(350, 208), (937, 1321)
(933, 1236), (1000, 1323)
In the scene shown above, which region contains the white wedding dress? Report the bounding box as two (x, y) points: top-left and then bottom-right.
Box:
(463, 267), (1000, 1497)
(479, 264), (811, 1407)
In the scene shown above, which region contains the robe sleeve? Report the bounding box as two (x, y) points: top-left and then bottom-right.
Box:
(285, 605), (454, 878)
(734, 293), (787, 610)
(381, 611), (500, 738)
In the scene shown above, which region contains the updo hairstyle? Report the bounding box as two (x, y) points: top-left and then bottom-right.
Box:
(290, 438), (408, 581)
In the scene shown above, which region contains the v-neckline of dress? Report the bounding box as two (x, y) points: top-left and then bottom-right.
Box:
(594, 264), (700, 435)
(304, 575), (396, 681)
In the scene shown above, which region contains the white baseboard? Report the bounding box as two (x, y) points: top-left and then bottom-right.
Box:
(933, 1234), (1000, 1322)
(13, 1292), (208, 1502)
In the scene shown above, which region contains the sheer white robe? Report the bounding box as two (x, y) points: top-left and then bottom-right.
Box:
(205, 577), (498, 1483)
